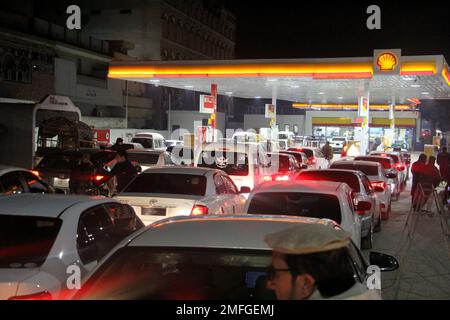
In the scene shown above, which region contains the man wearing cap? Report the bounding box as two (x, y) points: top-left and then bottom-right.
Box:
(265, 223), (381, 300)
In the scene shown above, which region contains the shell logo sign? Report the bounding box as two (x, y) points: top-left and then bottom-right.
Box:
(376, 52), (398, 71)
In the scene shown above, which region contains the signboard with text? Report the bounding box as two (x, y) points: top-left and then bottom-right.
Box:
(265, 104), (276, 119)
(200, 95), (215, 114)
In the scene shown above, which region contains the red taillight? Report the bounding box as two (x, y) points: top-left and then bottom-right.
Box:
(31, 170), (41, 178)
(263, 175), (273, 182)
(371, 181), (386, 191)
(9, 291), (52, 300)
(94, 175), (107, 182)
(308, 157), (317, 165)
(356, 210), (366, 216)
(288, 148), (303, 152)
(191, 205), (208, 216)
(396, 164), (405, 171)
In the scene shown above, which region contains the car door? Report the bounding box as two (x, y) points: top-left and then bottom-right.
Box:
(0, 171), (27, 195)
(222, 175), (245, 214)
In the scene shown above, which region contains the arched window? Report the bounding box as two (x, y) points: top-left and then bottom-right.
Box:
(3, 54), (16, 81)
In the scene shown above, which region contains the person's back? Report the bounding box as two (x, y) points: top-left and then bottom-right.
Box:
(419, 157), (441, 194)
(411, 154), (427, 197)
(109, 150), (138, 193)
(70, 155), (96, 194)
(437, 148), (450, 181)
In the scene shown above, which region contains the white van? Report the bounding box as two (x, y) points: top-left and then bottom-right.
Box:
(194, 142), (270, 191)
(231, 132), (258, 143)
(131, 132), (166, 151)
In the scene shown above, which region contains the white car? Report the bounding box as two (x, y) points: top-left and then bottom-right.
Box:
(0, 165), (55, 196)
(115, 167), (247, 226)
(127, 149), (172, 172)
(194, 142), (271, 191)
(0, 194), (144, 300)
(70, 215), (399, 300)
(297, 169), (381, 248)
(131, 132), (166, 151)
(288, 147), (329, 169)
(244, 180), (370, 249)
(330, 137), (348, 153)
(330, 161), (392, 220)
(369, 151), (407, 186)
(232, 131), (258, 143)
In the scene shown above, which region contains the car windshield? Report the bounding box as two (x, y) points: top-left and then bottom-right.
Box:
(330, 164), (379, 176)
(73, 247), (275, 300)
(36, 151), (116, 171)
(298, 171), (360, 192)
(332, 138), (346, 142)
(131, 138), (153, 149)
(247, 192), (342, 224)
(122, 173), (207, 196)
(355, 157), (392, 170)
(128, 152), (161, 165)
(0, 215), (62, 268)
(197, 151), (250, 176)
(269, 154), (290, 172)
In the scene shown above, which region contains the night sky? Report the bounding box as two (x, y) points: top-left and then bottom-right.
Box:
(225, 1), (450, 61)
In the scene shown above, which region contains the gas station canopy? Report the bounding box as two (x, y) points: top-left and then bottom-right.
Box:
(109, 51), (450, 106)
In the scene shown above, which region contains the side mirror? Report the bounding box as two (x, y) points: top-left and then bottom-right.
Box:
(386, 172), (397, 179)
(357, 201), (371, 211)
(369, 252), (399, 272)
(240, 186), (251, 194)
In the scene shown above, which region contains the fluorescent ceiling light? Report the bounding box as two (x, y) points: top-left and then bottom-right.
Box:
(421, 92), (430, 95)
(184, 85), (194, 89)
(411, 84), (421, 88)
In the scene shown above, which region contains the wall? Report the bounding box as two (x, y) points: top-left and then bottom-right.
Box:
(168, 110), (226, 137)
(304, 110), (421, 136)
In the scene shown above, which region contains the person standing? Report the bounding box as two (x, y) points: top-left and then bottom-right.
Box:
(340, 142), (348, 158)
(110, 138), (124, 151)
(437, 147), (450, 183)
(107, 150), (138, 193)
(418, 156), (441, 211)
(411, 154), (427, 209)
(321, 141), (334, 162)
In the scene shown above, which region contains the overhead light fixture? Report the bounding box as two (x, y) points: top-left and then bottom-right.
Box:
(267, 79), (278, 82)
(184, 85), (194, 89)
(255, 96), (261, 99)
(225, 92), (233, 95)
(291, 85), (300, 89)
(149, 79), (160, 83)
(318, 92), (325, 95)
(421, 92), (430, 95)
(411, 84), (421, 88)
(337, 97), (344, 99)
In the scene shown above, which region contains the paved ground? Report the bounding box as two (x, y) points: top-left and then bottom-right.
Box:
(369, 153), (450, 300)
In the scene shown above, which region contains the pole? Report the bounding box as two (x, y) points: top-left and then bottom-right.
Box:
(125, 80), (129, 129)
(168, 91), (172, 136)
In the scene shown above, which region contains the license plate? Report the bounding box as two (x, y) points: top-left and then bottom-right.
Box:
(141, 208), (166, 216)
(54, 178), (69, 188)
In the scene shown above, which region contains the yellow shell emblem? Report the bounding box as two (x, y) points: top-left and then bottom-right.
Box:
(377, 53), (398, 71)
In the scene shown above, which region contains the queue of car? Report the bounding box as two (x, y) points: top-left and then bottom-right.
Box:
(0, 135), (407, 300)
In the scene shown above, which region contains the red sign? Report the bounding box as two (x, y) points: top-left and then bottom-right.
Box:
(93, 129), (110, 143)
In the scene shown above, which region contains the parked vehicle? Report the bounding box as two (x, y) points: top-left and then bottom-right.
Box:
(131, 133), (166, 151)
(232, 132), (258, 143)
(370, 151), (407, 186)
(0, 166), (57, 196)
(34, 149), (116, 195)
(278, 150), (309, 169)
(70, 215), (399, 300)
(244, 180), (369, 249)
(114, 167), (247, 225)
(195, 142), (270, 191)
(330, 137), (348, 153)
(265, 153), (303, 182)
(288, 147), (329, 169)
(127, 149), (173, 172)
(354, 156), (400, 201)
(330, 161), (392, 220)
(297, 169), (381, 236)
(0, 194), (143, 300)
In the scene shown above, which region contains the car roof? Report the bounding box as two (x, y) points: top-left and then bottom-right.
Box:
(0, 194), (114, 218)
(201, 142), (261, 152)
(254, 180), (346, 193)
(134, 132), (165, 138)
(127, 149), (165, 154)
(355, 155), (393, 162)
(0, 165), (28, 175)
(142, 166), (216, 175)
(127, 215), (338, 250)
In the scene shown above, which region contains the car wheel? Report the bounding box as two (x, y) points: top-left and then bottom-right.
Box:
(361, 223), (373, 250)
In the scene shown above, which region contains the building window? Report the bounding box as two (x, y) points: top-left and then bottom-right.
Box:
(17, 58), (31, 83)
(119, 9), (132, 14)
(3, 54), (17, 81)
